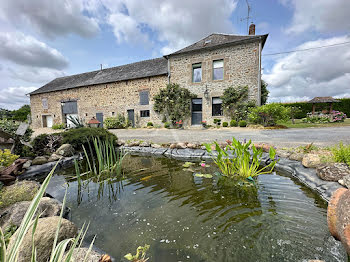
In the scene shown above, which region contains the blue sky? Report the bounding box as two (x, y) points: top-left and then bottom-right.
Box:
(0, 0), (349, 109)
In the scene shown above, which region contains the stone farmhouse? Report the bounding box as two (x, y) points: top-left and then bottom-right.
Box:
(29, 24), (268, 129)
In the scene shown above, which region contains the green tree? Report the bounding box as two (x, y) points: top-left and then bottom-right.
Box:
(221, 86), (255, 121)
(248, 103), (291, 127)
(11, 105), (31, 121)
(153, 83), (196, 126)
(261, 80), (269, 105)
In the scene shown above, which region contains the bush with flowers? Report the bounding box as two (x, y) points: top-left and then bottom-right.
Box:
(175, 120), (183, 128)
(201, 121), (207, 128)
(332, 111), (347, 122)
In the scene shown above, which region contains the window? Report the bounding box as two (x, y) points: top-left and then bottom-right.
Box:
(140, 110), (150, 117)
(192, 63), (202, 83)
(212, 97), (223, 116)
(139, 90), (149, 105)
(42, 98), (48, 109)
(213, 60), (224, 80)
(111, 112), (115, 116)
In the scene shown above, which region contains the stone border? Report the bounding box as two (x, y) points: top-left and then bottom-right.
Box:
(121, 146), (342, 202)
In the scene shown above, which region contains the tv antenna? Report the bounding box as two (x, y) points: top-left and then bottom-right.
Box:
(240, 0), (252, 34)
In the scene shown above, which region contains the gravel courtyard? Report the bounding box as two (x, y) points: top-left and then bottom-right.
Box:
(110, 126), (350, 147)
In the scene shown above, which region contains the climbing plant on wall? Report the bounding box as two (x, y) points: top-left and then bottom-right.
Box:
(153, 83), (197, 126)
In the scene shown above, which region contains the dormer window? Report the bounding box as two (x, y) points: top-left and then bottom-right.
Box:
(213, 60), (224, 80)
(192, 63), (202, 83)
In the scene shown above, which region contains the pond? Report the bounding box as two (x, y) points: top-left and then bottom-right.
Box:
(45, 155), (346, 262)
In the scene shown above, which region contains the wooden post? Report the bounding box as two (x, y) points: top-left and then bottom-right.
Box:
(312, 104), (316, 114)
(330, 102), (333, 113)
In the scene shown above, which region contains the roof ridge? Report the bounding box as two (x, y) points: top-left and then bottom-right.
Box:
(55, 57), (166, 80)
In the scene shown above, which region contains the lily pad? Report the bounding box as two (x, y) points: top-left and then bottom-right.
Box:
(194, 173), (213, 178)
(183, 162), (195, 168)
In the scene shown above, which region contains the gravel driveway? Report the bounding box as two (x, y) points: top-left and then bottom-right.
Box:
(110, 126), (350, 147)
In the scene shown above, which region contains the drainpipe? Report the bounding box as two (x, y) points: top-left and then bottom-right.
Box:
(167, 56), (171, 84)
(257, 38), (262, 106)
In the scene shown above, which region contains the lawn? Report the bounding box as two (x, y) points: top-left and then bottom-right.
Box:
(278, 118), (350, 128)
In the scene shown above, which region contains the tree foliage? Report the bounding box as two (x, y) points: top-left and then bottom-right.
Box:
(0, 105), (31, 122)
(153, 83), (196, 125)
(249, 103), (291, 126)
(261, 80), (269, 105)
(221, 86), (256, 121)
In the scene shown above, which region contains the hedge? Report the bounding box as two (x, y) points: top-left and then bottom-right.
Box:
(281, 98), (350, 119)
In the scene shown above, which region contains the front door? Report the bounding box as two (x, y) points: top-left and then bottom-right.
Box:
(96, 113), (103, 128)
(191, 98), (202, 125)
(127, 109), (135, 127)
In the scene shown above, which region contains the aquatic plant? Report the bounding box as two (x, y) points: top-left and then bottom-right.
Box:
(124, 244), (150, 262)
(0, 161), (96, 262)
(204, 138), (277, 179)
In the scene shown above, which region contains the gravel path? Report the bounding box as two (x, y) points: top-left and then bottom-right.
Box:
(110, 126), (350, 147)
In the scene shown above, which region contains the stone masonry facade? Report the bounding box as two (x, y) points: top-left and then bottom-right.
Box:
(30, 32), (266, 129)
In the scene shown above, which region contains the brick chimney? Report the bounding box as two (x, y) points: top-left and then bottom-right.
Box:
(249, 23), (255, 35)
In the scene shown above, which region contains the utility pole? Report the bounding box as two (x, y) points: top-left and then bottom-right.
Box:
(240, 0), (251, 34)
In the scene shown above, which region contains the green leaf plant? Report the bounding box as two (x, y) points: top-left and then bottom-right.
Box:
(204, 138), (278, 180)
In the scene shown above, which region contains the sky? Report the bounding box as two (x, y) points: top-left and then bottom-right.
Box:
(0, 0), (349, 110)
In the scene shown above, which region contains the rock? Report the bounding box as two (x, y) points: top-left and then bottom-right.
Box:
(176, 142), (187, 149)
(341, 175), (350, 189)
(64, 247), (105, 262)
(151, 143), (162, 149)
(169, 143), (177, 149)
(276, 149), (291, 159)
(55, 144), (74, 157)
(328, 188), (350, 254)
(139, 141), (150, 147)
(289, 153), (304, 161)
(0, 158), (28, 183)
(48, 153), (61, 162)
(22, 160), (32, 169)
(317, 163), (350, 181)
(0, 197), (62, 230)
(8, 216), (77, 262)
(302, 154), (321, 168)
(254, 143), (273, 152)
(0, 181), (40, 209)
(186, 143), (197, 149)
(32, 156), (48, 165)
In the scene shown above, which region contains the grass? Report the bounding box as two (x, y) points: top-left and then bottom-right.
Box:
(278, 118), (350, 128)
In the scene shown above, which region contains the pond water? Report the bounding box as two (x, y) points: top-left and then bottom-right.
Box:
(45, 155), (346, 262)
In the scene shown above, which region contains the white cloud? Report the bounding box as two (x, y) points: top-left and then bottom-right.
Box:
(0, 86), (37, 110)
(0, 32), (68, 69)
(0, 0), (99, 38)
(94, 0), (237, 54)
(263, 36), (350, 102)
(285, 0), (350, 34)
(7, 66), (66, 84)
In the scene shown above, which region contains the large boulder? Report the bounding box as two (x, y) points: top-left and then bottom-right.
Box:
(0, 197), (62, 230)
(32, 156), (48, 165)
(302, 154), (321, 168)
(328, 188), (350, 254)
(64, 247), (106, 262)
(55, 144), (74, 157)
(8, 216), (77, 262)
(0, 181), (40, 209)
(317, 163), (350, 181)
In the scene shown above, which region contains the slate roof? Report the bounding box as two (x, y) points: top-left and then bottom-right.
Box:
(30, 57), (168, 95)
(165, 33), (268, 57)
(308, 97), (340, 103)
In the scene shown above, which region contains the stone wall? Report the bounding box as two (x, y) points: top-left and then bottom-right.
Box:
(30, 75), (168, 129)
(168, 41), (261, 125)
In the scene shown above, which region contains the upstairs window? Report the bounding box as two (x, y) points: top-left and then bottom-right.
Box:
(213, 60), (224, 80)
(42, 98), (48, 109)
(212, 97), (223, 116)
(139, 90), (149, 105)
(192, 63), (202, 83)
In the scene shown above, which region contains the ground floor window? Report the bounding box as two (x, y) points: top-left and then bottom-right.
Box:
(140, 110), (150, 117)
(212, 97), (223, 116)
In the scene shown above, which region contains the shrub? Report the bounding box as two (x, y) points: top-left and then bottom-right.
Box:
(67, 115), (85, 128)
(0, 119), (33, 142)
(213, 119), (221, 126)
(0, 149), (19, 167)
(147, 122), (153, 127)
(52, 123), (65, 129)
(222, 122), (228, 127)
(164, 122), (171, 128)
(239, 120), (247, 127)
(153, 83), (197, 126)
(62, 127), (117, 151)
(104, 114), (127, 129)
(32, 133), (63, 156)
(332, 111), (347, 122)
(204, 138), (277, 178)
(249, 104), (291, 127)
(230, 120), (237, 127)
(332, 142), (350, 166)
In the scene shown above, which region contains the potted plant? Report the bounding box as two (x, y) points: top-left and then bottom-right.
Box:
(176, 120), (183, 129)
(201, 121), (207, 129)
